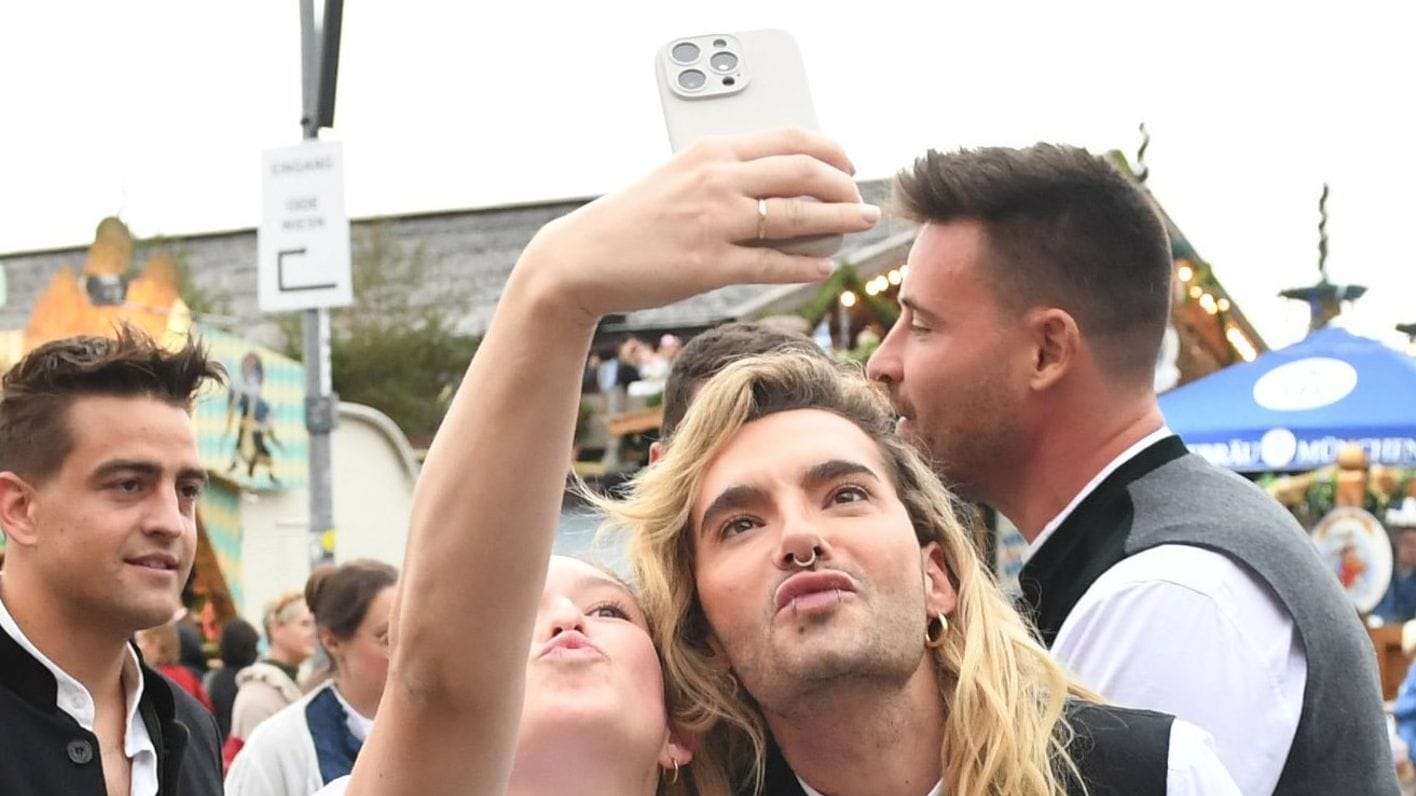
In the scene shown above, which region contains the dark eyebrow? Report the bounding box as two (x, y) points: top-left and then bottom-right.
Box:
(91, 460), (208, 486)
(899, 295), (939, 324)
(698, 460), (883, 536)
(804, 459), (882, 491)
(698, 484), (769, 539)
(91, 460), (160, 482)
(179, 467), (210, 486)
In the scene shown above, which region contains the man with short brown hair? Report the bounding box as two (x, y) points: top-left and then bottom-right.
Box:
(867, 143), (1396, 793)
(0, 328), (225, 795)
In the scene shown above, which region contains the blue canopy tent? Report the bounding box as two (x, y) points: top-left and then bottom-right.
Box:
(1159, 327), (1416, 473)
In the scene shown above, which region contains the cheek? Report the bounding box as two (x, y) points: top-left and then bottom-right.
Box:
(610, 629), (666, 695)
(357, 644), (391, 675)
(695, 549), (764, 630)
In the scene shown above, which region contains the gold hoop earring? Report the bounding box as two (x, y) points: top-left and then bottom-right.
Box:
(925, 612), (948, 649)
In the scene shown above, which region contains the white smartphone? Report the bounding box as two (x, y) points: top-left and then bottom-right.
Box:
(656, 29), (842, 258)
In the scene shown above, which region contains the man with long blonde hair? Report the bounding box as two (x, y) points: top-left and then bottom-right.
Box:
(605, 351), (1237, 795)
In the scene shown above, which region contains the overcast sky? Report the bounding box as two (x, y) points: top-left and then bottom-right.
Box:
(2, 1), (1412, 349)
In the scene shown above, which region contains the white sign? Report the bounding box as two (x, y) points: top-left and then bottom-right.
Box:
(1252, 357), (1358, 411)
(258, 141), (353, 312)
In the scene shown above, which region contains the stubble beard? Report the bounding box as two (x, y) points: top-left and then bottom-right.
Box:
(728, 603), (926, 720)
(921, 396), (1023, 509)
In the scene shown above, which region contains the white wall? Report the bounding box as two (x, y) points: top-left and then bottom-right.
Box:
(237, 486), (313, 623)
(330, 403), (418, 570)
(235, 403), (417, 624)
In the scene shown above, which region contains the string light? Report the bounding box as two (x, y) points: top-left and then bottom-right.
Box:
(888, 269), (903, 285)
(1177, 264), (1194, 283)
(1199, 294), (1219, 315)
(1217, 297), (1231, 312)
(1226, 326), (1257, 362)
(839, 291), (857, 308)
(1189, 285), (1203, 299)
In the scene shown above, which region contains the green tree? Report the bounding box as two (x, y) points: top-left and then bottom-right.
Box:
(278, 223), (479, 447)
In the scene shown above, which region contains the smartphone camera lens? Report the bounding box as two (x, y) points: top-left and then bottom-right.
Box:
(712, 38), (727, 48)
(709, 51), (738, 72)
(677, 69), (707, 91)
(671, 42), (700, 64)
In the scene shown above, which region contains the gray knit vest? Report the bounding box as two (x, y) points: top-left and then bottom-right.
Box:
(1019, 436), (1398, 795)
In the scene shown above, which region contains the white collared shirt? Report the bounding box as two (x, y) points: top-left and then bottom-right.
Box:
(791, 718), (1238, 795)
(1024, 426), (1173, 562)
(0, 582), (158, 795)
(1026, 428), (1305, 795)
(329, 682), (374, 743)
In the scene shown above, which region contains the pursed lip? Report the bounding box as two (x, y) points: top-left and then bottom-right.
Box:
(774, 570), (857, 613)
(537, 630), (603, 659)
(125, 552), (180, 571)
(886, 394), (914, 426)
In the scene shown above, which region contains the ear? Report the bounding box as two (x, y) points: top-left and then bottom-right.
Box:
(318, 626), (341, 656)
(657, 722), (697, 769)
(920, 542), (957, 617)
(1024, 307), (1081, 392)
(648, 440), (665, 465)
(0, 471), (41, 547)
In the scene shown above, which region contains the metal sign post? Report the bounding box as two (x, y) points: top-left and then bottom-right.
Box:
(289, 0), (344, 568)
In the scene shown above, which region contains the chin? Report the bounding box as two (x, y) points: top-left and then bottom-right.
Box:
(778, 634), (881, 679)
(122, 598), (180, 633)
(518, 700), (665, 762)
(521, 699), (655, 750)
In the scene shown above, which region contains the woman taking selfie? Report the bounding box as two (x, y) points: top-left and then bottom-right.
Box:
(322, 129), (875, 795)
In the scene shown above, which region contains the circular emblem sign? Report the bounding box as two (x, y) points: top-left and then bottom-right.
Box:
(1311, 507), (1393, 614)
(1259, 428), (1299, 469)
(1253, 357), (1358, 411)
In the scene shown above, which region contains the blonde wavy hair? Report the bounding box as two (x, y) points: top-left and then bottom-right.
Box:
(592, 351), (1092, 796)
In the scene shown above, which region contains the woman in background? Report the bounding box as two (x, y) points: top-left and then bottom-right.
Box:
(226, 559), (398, 794)
(224, 589), (317, 765)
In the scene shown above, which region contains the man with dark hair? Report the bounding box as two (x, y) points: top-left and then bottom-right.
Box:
(655, 320), (828, 451)
(0, 328), (226, 794)
(868, 144), (1396, 794)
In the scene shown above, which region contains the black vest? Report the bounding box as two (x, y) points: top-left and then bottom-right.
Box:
(750, 699), (1172, 795)
(0, 628), (223, 795)
(1018, 435), (1399, 795)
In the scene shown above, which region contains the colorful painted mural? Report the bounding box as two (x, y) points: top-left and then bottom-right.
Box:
(193, 326), (308, 492)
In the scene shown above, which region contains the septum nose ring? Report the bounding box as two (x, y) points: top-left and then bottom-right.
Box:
(790, 548), (818, 569)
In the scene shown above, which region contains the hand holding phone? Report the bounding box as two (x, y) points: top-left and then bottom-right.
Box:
(656, 30), (847, 258)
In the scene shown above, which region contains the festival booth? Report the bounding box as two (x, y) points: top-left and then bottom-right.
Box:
(1160, 326), (1416, 474)
(1160, 326), (1416, 696)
